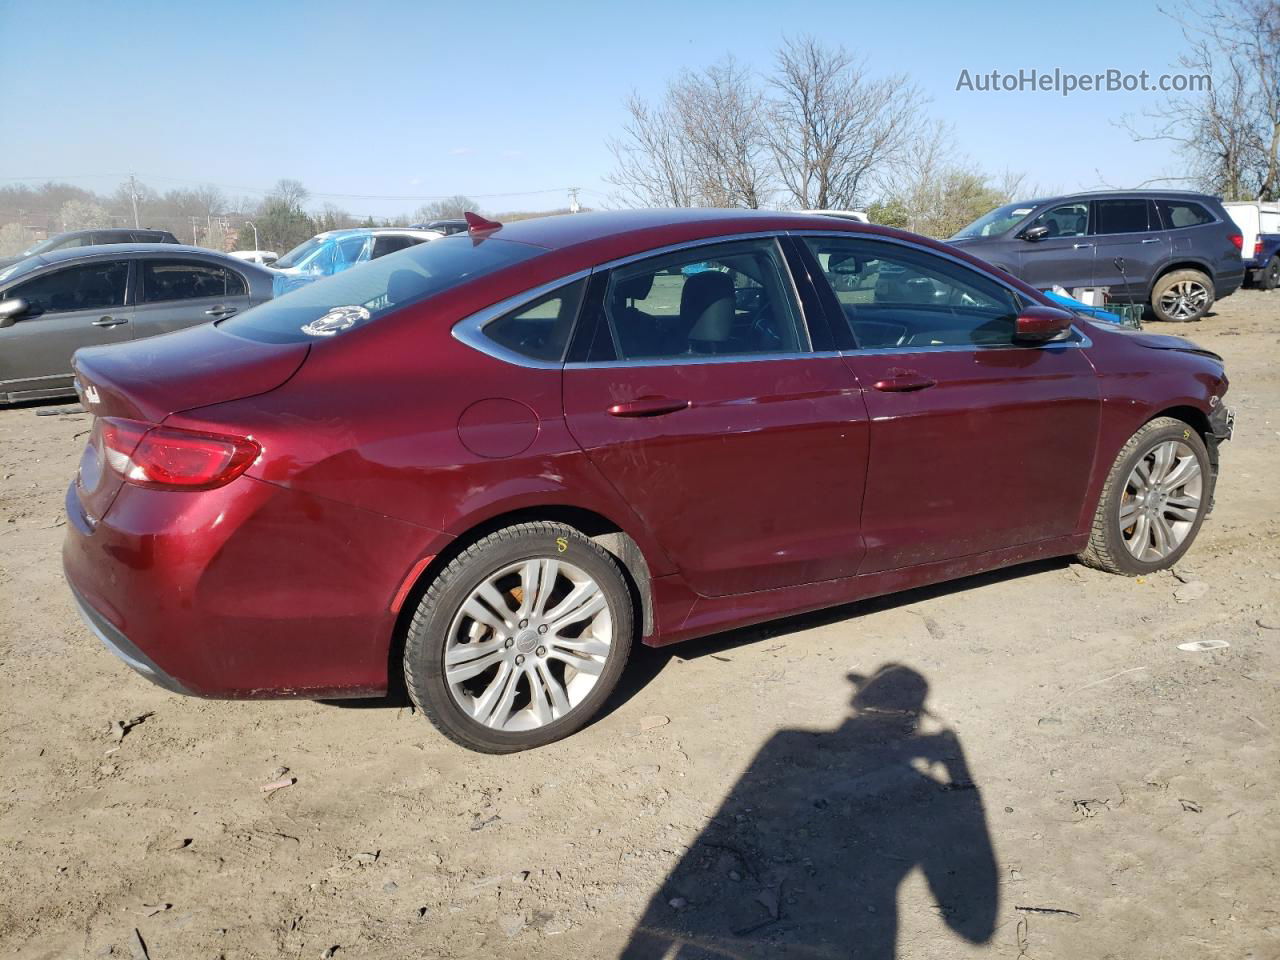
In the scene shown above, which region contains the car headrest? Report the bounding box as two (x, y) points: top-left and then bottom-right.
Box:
(613, 272), (654, 302)
(681, 270), (736, 343)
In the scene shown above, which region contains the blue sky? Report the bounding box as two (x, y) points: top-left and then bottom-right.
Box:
(0, 0), (1198, 217)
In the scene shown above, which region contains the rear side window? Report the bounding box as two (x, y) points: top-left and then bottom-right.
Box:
(371, 235), (414, 259)
(1158, 200), (1215, 229)
(482, 279), (586, 362)
(1094, 199), (1153, 234)
(10, 260), (129, 314)
(142, 260), (246, 302)
(218, 235), (543, 344)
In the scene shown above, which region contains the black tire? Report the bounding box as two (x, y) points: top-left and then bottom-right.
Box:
(1078, 417), (1212, 576)
(1262, 256), (1280, 291)
(1150, 268), (1214, 322)
(403, 521), (633, 753)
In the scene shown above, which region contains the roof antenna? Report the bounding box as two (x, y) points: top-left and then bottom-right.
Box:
(464, 211), (502, 235)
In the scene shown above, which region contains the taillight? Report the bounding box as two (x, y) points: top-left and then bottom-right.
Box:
(1229, 233), (1243, 251)
(99, 417), (260, 490)
(1255, 239), (1264, 257)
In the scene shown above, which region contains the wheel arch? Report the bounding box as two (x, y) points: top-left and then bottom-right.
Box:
(1147, 259), (1213, 298)
(387, 505), (657, 688)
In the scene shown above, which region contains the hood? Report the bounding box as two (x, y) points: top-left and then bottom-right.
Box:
(1084, 320), (1222, 361)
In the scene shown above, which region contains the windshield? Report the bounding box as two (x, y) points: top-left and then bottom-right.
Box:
(951, 202), (1037, 240)
(219, 235), (544, 344)
(273, 235), (330, 269)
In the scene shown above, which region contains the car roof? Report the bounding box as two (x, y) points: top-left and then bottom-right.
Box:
(1010, 189), (1220, 209)
(22, 243), (272, 272)
(316, 227), (442, 238)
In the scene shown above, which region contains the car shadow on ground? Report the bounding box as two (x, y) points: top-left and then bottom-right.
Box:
(617, 663), (999, 959)
(321, 556), (1068, 720)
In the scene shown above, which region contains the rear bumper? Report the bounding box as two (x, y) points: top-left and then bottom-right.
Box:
(1215, 268), (1245, 300)
(62, 474), (443, 699)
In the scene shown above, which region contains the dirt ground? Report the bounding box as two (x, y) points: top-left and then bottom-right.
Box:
(1, 291), (1277, 960)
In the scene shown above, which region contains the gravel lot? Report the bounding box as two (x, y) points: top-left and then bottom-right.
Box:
(1, 290), (1277, 959)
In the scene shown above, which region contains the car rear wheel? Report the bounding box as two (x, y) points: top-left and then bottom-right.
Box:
(1078, 417), (1211, 576)
(1150, 269), (1214, 322)
(1262, 256), (1280, 291)
(403, 522), (633, 753)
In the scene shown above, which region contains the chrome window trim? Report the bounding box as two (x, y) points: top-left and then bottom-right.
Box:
(451, 268), (592, 370)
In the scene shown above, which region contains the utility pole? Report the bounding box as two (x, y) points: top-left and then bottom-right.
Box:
(244, 221), (259, 251)
(128, 174), (140, 228)
(190, 216), (200, 245)
(568, 187), (581, 214)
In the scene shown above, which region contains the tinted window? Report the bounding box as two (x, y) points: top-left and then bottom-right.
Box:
(1157, 200), (1214, 229)
(1025, 202), (1089, 238)
(804, 237), (1021, 348)
(10, 261), (129, 314)
(600, 239), (806, 360)
(142, 260), (245, 302)
(1095, 199), (1152, 234)
(372, 236), (414, 259)
(483, 279), (585, 362)
(219, 235), (542, 344)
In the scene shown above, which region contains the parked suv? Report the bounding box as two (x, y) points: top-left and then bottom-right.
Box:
(949, 191), (1244, 322)
(0, 228), (180, 270)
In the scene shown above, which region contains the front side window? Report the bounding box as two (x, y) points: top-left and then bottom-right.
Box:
(142, 260), (245, 302)
(10, 260), (129, 314)
(482, 279), (586, 362)
(599, 239), (806, 360)
(219, 234), (542, 344)
(336, 234), (369, 266)
(1094, 199), (1152, 235)
(804, 236), (1021, 349)
(1024, 202), (1090, 238)
(1157, 200), (1214, 229)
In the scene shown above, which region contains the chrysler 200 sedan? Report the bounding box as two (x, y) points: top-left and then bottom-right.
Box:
(62, 210), (1233, 753)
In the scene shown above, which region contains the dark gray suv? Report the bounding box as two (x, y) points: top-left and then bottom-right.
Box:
(948, 191), (1245, 322)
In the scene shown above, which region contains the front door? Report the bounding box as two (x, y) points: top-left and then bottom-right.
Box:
(0, 258), (134, 397)
(1014, 201), (1095, 291)
(799, 234), (1100, 574)
(562, 237), (870, 597)
(132, 258), (253, 337)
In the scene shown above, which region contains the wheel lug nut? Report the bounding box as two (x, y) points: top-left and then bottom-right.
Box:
(537, 624), (548, 635)
(515, 654), (525, 665)
(504, 638), (513, 649)
(519, 619), (529, 628)
(536, 646), (546, 657)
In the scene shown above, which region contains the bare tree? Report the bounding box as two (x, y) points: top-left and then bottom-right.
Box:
(766, 36), (926, 210)
(1122, 0), (1279, 200)
(269, 178), (310, 213)
(413, 195), (479, 221)
(607, 58), (772, 208)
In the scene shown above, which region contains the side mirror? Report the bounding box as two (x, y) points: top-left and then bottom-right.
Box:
(1014, 305), (1074, 342)
(1021, 225), (1050, 242)
(0, 297), (30, 328)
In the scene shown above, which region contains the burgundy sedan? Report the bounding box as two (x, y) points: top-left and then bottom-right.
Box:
(63, 210), (1233, 752)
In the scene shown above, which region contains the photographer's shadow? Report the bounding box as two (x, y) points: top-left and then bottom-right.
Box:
(620, 664), (998, 959)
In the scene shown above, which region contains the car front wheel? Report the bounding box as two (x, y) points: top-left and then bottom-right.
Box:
(403, 522), (633, 753)
(1079, 417), (1212, 575)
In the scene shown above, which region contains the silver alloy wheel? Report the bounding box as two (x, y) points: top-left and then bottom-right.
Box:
(1119, 439), (1203, 562)
(1157, 279), (1210, 320)
(444, 559), (613, 732)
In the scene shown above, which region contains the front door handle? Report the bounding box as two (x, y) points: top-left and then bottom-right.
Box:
(607, 396), (691, 417)
(205, 305), (238, 318)
(1073, 242), (1094, 249)
(1140, 237), (1163, 244)
(92, 316), (128, 328)
(873, 371), (937, 393)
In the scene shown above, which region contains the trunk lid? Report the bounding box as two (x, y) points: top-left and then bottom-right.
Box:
(70, 324), (308, 524)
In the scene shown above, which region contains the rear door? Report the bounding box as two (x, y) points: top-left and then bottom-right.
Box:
(1091, 198), (1167, 298)
(561, 236), (870, 597)
(0, 259), (134, 396)
(1014, 201), (1095, 291)
(132, 257), (253, 337)
(799, 234), (1100, 573)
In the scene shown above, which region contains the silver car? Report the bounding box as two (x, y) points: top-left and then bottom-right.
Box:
(0, 244), (275, 403)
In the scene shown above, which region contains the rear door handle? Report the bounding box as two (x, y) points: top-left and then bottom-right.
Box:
(1073, 242), (1094, 249)
(92, 316), (128, 328)
(205, 305), (237, 318)
(607, 396), (691, 417)
(873, 371), (937, 393)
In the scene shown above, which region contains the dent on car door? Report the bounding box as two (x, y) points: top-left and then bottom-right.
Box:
(132, 259), (252, 337)
(561, 237), (870, 597)
(800, 235), (1100, 573)
(0, 259), (134, 395)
